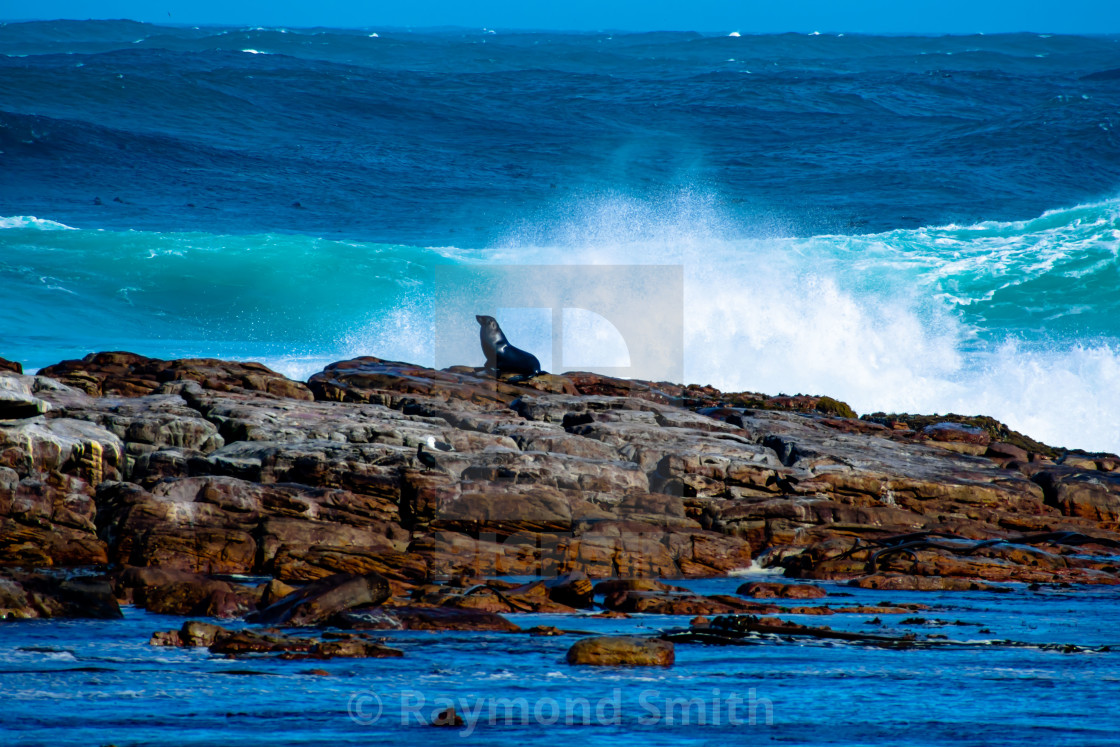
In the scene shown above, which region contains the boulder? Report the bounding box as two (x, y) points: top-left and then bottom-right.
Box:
(0, 374), (49, 419)
(249, 572), (391, 626)
(114, 567), (258, 618)
(566, 636), (675, 666)
(332, 605), (521, 632)
(309, 639), (403, 658)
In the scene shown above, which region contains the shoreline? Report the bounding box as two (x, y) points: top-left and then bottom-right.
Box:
(2, 350), (1119, 636)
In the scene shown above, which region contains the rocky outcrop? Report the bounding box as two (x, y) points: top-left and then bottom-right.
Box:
(1, 351), (1117, 621)
(38, 352), (313, 400)
(151, 620), (403, 658)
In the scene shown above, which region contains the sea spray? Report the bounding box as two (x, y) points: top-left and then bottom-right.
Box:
(4, 197), (1120, 451)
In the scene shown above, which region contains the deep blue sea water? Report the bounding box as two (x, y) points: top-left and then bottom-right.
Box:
(1, 21), (1119, 452)
(3, 576), (1120, 746)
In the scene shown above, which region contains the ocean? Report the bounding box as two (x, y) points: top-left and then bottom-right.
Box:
(2, 21), (1119, 452)
(3, 577), (1120, 747)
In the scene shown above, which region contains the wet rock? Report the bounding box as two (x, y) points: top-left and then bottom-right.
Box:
(209, 629), (317, 655)
(259, 579), (297, 607)
(0, 572), (121, 620)
(417, 580), (579, 614)
(432, 707), (464, 727)
(603, 588), (771, 615)
(114, 567), (258, 618)
(543, 571), (594, 608)
(333, 604), (521, 632)
(149, 630), (183, 646)
(850, 574), (997, 592)
(592, 578), (687, 596)
(249, 572), (391, 626)
(306, 639), (403, 659)
(180, 620), (228, 647)
(566, 636), (675, 666)
(737, 581), (827, 599)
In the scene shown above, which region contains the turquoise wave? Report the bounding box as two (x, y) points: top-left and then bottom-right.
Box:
(2, 199), (1119, 451)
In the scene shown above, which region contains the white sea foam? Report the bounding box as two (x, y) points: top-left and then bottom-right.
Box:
(727, 558), (787, 577)
(0, 215), (76, 230)
(485, 193), (1120, 453)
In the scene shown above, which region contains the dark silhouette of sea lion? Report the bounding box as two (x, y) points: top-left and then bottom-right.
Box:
(476, 315), (542, 377)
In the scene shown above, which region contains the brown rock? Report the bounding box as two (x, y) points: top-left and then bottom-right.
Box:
(0, 358), (22, 375)
(309, 640), (403, 658)
(432, 707), (464, 727)
(0, 373), (48, 419)
(180, 620), (228, 647)
(250, 572), (391, 626)
(566, 636), (675, 666)
(1033, 468), (1120, 528)
(209, 629), (316, 655)
(149, 630), (183, 646)
(0, 572), (121, 619)
(260, 579), (298, 607)
(38, 352), (312, 400)
(333, 604), (521, 632)
(592, 578), (686, 596)
(851, 574), (997, 592)
(115, 567), (257, 618)
(737, 581), (827, 599)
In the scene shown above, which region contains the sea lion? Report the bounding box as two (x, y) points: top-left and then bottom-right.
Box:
(476, 315), (542, 377)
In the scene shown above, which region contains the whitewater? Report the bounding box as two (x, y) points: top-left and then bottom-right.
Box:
(3, 193), (1118, 452)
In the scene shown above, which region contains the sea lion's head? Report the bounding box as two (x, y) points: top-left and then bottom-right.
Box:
(476, 315), (502, 337)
